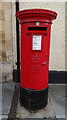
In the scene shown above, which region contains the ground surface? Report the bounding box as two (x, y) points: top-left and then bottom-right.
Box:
(16, 84), (65, 119)
(1, 82), (66, 119)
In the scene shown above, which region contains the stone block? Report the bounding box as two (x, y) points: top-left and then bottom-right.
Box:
(0, 31), (6, 43)
(0, 10), (5, 20)
(2, 63), (13, 82)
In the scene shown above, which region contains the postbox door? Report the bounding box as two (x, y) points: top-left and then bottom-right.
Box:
(20, 25), (50, 90)
(31, 33), (49, 90)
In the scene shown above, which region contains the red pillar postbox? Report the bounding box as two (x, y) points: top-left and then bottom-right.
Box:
(16, 9), (57, 110)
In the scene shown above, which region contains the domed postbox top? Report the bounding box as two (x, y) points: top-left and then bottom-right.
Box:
(16, 9), (57, 24)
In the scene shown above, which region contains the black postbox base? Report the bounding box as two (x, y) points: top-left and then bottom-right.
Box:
(20, 86), (48, 110)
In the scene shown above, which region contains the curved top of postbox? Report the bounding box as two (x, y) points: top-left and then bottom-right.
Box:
(16, 9), (57, 23)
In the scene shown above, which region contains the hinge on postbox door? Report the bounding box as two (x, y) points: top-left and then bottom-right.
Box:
(42, 62), (48, 65)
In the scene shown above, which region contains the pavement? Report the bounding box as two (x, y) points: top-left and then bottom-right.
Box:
(1, 82), (16, 119)
(1, 82), (66, 120)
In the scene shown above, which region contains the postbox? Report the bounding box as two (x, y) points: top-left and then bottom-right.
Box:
(16, 9), (57, 110)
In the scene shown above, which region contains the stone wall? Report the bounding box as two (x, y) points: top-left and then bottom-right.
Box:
(19, 2), (65, 71)
(0, 2), (16, 82)
(0, 2), (65, 82)
(65, 2), (67, 71)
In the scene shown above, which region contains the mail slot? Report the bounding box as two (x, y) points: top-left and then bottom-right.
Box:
(16, 9), (57, 110)
(28, 27), (47, 31)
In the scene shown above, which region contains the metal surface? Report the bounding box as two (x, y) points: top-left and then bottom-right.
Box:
(16, 9), (57, 90)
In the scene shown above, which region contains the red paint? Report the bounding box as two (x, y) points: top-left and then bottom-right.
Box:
(16, 9), (57, 90)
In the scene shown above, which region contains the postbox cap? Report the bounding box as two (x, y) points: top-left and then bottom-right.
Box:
(16, 9), (57, 24)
